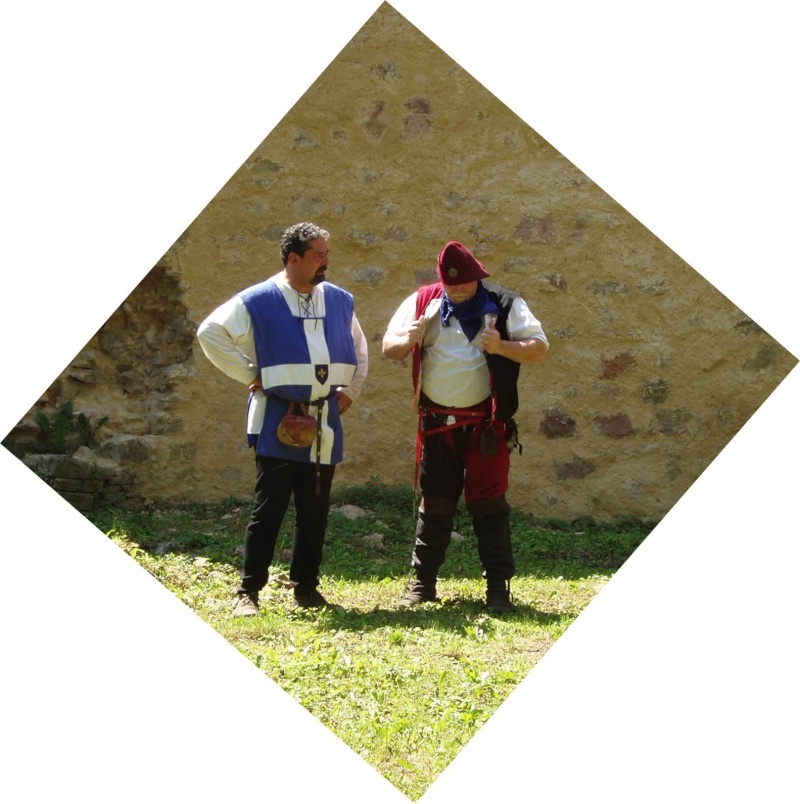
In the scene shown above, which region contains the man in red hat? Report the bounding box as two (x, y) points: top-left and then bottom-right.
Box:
(382, 241), (548, 612)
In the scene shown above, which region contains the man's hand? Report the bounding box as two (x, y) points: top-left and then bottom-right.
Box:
(406, 315), (425, 349)
(480, 318), (503, 354)
(337, 390), (353, 414)
(382, 315), (426, 360)
(482, 330), (549, 364)
(248, 376), (262, 392)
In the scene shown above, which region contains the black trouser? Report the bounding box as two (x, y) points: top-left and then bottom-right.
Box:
(410, 504), (516, 584)
(414, 423), (515, 583)
(238, 455), (335, 596)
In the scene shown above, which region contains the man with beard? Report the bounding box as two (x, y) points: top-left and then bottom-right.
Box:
(382, 241), (548, 612)
(198, 222), (368, 615)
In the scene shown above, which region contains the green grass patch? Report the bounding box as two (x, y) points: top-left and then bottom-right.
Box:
(88, 482), (654, 800)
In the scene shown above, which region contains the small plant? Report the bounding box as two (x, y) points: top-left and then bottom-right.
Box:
(75, 409), (110, 447)
(33, 401), (74, 453)
(33, 400), (109, 454)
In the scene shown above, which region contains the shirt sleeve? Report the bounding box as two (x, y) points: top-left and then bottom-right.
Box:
(507, 296), (549, 347)
(384, 292), (419, 335)
(339, 311), (369, 402)
(196, 296), (260, 385)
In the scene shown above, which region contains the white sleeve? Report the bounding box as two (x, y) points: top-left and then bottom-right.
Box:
(196, 296), (260, 385)
(339, 311), (369, 402)
(507, 296), (549, 346)
(384, 292), (419, 335)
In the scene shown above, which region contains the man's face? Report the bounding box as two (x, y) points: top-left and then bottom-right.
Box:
(285, 238), (329, 292)
(444, 281), (478, 305)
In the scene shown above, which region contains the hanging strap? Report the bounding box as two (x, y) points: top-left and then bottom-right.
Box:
(309, 398), (326, 496)
(412, 400), (492, 512)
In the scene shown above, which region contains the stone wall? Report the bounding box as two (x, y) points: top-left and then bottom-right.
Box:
(5, 5), (796, 520)
(23, 447), (137, 512)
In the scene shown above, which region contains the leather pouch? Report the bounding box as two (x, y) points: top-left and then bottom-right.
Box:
(276, 402), (317, 448)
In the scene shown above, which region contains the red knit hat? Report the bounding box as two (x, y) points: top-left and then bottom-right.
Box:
(436, 241), (490, 285)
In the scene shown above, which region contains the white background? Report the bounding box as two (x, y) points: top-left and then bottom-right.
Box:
(2, 2), (797, 802)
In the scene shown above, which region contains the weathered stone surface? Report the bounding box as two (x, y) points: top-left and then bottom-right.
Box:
(401, 96), (434, 140)
(354, 266), (386, 285)
(553, 458), (597, 481)
(98, 436), (157, 465)
(52, 478), (84, 492)
(600, 353), (637, 381)
(642, 379), (669, 404)
(60, 492), (96, 512)
(20, 446), (138, 511)
(24, 453), (93, 480)
(5, 5), (796, 521)
(513, 215), (559, 245)
(588, 280), (628, 295)
(71, 446), (129, 479)
(332, 504), (368, 520)
(539, 407), (577, 439)
(653, 409), (694, 435)
(744, 344), (785, 371)
(541, 274), (567, 292)
(362, 101), (388, 142)
(593, 413), (636, 438)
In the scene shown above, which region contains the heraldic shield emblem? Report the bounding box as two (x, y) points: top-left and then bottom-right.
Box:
(315, 364), (329, 385)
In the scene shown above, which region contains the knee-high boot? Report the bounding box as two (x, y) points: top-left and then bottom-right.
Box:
(400, 498), (455, 606)
(472, 508), (516, 612)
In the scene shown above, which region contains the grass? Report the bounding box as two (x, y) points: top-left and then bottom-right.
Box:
(87, 482), (654, 800)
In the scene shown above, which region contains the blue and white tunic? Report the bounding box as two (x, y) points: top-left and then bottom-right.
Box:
(197, 273), (368, 466)
(241, 278), (357, 463)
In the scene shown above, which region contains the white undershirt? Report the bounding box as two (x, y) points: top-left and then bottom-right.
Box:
(385, 292), (547, 408)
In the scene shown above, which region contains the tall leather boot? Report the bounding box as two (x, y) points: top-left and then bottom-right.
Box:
(400, 504), (454, 607)
(473, 509), (517, 613)
(485, 578), (516, 613)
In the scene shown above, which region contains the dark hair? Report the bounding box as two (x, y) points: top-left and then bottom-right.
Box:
(280, 222), (330, 265)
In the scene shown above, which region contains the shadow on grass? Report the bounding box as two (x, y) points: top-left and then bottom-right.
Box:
(86, 481), (657, 591)
(278, 597), (571, 636)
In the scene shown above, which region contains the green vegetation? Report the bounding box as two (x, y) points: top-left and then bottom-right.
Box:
(32, 400), (109, 454)
(88, 483), (654, 800)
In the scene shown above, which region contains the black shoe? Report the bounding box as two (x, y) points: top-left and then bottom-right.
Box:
(486, 579), (516, 613)
(294, 588), (330, 608)
(399, 580), (438, 607)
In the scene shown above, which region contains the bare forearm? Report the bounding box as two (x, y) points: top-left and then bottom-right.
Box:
(382, 331), (414, 360)
(490, 337), (548, 364)
(383, 315), (424, 360)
